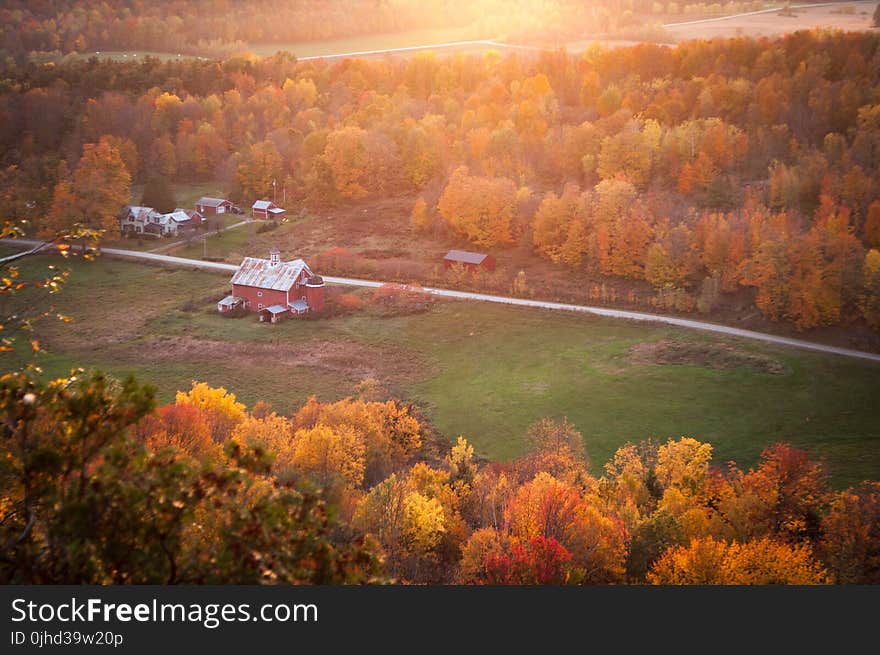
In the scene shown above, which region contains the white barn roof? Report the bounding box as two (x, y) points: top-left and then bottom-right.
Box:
(263, 304), (289, 315)
(121, 205), (156, 222)
(165, 210), (192, 224)
(230, 256), (311, 292)
(197, 197), (229, 207)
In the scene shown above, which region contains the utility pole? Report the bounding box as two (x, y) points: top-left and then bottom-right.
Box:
(272, 178), (277, 204)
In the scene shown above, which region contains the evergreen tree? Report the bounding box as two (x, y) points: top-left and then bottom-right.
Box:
(141, 174), (177, 213)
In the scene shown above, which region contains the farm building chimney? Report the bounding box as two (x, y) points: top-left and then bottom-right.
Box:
(269, 246), (280, 266)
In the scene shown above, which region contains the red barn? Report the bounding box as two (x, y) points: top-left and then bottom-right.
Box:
(176, 208), (204, 224)
(443, 249), (496, 272)
(252, 200), (286, 220)
(196, 196), (233, 215)
(217, 247), (325, 322)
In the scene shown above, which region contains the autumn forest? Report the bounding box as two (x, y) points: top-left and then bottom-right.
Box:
(4, 372), (879, 585)
(2, 31), (880, 331)
(2, 1), (880, 587)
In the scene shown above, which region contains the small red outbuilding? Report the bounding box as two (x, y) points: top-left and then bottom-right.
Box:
(443, 249), (496, 272)
(195, 197), (233, 215)
(252, 200), (286, 220)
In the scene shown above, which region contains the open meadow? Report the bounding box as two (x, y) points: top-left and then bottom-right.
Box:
(663, 2), (880, 42)
(6, 254), (879, 487)
(55, 3), (880, 63)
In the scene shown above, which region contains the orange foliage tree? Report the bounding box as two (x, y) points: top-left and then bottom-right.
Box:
(437, 167), (517, 247)
(43, 140), (131, 240)
(819, 482), (880, 584)
(648, 536), (828, 584)
(174, 382), (246, 442)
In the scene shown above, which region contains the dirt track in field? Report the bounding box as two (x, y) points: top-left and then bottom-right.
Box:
(109, 335), (434, 384)
(628, 339), (787, 374)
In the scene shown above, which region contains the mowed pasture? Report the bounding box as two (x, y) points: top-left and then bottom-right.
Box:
(5, 255), (880, 487)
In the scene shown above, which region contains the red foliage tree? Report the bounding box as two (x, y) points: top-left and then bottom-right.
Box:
(482, 536), (574, 585)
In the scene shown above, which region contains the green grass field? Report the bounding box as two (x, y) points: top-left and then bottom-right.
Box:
(4, 255), (880, 487)
(171, 222), (259, 260)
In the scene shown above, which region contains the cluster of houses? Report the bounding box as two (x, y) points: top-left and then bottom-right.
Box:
(118, 205), (203, 238)
(119, 194), (495, 325)
(194, 196), (286, 220)
(119, 196), (287, 238)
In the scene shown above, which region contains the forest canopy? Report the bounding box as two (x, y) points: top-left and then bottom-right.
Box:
(2, 370), (878, 585)
(2, 30), (879, 330)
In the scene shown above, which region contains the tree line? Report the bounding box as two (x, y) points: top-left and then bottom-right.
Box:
(2, 371), (878, 585)
(1, 31), (879, 330)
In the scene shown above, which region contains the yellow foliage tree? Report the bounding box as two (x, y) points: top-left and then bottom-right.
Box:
(411, 196), (431, 232)
(282, 77), (317, 110)
(152, 92), (183, 133)
(468, 468), (514, 531)
(564, 500), (629, 583)
(597, 128), (654, 189)
(175, 382), (246, 442)
(648, 536), (828, 584)
(655, 437), (713, 494)
(402, 491), (446, 554)
(437, 166), (516, 247)
(290, 423), (366, 491)
(645, 242), (682, 288)
(560, 220), (589, 268)
(447, 436), (477, 485)
(323, 125), (370, 199)
(43, 140), (131, 240)
(353, 472), (408, 562)
(236, 140), (282, 201)
(230, 413), (295, 476)
(603, 442), (656, 525)
(532, 184), (584, 263)
(293, 397), (421, 483)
